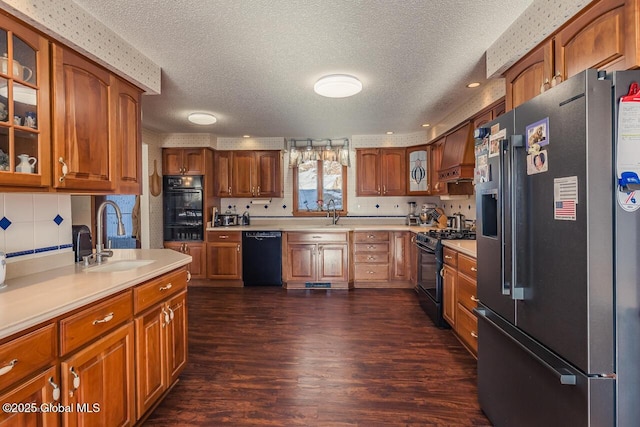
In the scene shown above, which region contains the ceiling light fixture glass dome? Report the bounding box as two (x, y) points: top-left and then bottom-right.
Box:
(188, 112), (217, 125)
(314, 74), (363, 98)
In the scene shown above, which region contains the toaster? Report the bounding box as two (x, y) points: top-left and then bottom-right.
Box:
(72, 225), (93, 262)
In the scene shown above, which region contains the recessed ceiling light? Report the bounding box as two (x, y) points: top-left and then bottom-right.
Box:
(386, 131), (394, 135)
(314, 74), (363, 98)
(466, 82), (481, 88)
(243, 135), (251, 138)
(421, 123), (430, 127)
(188, 113), (217, 125)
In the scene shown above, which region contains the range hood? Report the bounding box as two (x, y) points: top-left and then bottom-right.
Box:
(437, 121), (475, 182)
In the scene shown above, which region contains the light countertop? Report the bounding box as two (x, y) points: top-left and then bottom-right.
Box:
(0, 249), (191, 340)
(442, 240), (477, 258)
(206, 224), (440, 233)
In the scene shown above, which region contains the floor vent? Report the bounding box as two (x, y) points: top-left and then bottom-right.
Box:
(305, 282), (331, 289)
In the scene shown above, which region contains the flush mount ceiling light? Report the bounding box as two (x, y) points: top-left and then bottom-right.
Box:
(188, 112), (217, 125)
(314, 74), (363, 98)
(466, 82), (481, 88)
(421, 123), (431, 128)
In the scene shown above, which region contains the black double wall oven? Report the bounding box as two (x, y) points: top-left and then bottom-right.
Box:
(163, 175), (204, 241)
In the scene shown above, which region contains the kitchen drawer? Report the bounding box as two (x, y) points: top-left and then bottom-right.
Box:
(354, 231), (389, 242)
(0, 323), (56, 391)
(458, 253), (477, 278)
(457, 274), (478, 313)
(443, 247), (458, 267)
(207, 231), (241, 242)
(60, 291), (133, 355)
(286, 232), (348, 243)
(354, 252), (389, 263)
(354, 263), (389, 281)
(456, 303), (478, 355)
(354, 242), (389, 253)
(134, 267), (188, 314)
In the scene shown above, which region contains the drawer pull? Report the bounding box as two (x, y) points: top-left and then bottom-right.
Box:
(367, 235), (375, 239)
(49, 377), (61, 401)
(368, 271), (375, 274)
(444, 255), (453, 259)
(367, 256), (375, 261)
(367, 245), (375, 249)
(471, 266), (477, 272)
(470, 331), (478, 339)
(219, 235), (229, 239)
(470, 296), (480, 303)
(92, 312), (114, 325)
(70, 367), (80, 389)
(0, 359), (18, 376)
(159, 283), (173, 291)
(58, 157), (68, 182)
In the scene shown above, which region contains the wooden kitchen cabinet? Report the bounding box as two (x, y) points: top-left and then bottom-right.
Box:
(164, 241), (206, 279)
(438, 121), (474, 182)
(163, 148), (206, 176)
(0, 14), (52, 189)
(214, 150), (233, 197)
(51, 43), (116, 191)
(283, 232), (349, 289)
(231, 150), (283, 198)
(353, 231), (390, 285)
(442, 264), (457, 328)
(504, 40), (553, 111)
(0, 366), (60, 427)
(356, 148), (406, 196)
(429, 138), (448, 196)
(406, 145), (430, 195)
(114, 78), (142, 194)
(390, 231), (411, 283)
(207, 231), (242, 280)
(61, 322), (135, 427)
(134, 268), (188, 420)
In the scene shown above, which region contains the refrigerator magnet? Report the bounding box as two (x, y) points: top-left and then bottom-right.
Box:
(489, 129), (505, 158)
(526, 117), (549, 151)
(527, 150), (548, 175)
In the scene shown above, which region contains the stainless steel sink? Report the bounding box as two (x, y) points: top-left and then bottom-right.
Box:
(86, 260), (154, 273)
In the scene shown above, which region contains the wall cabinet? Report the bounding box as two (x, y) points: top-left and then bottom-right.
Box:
(51, 44), (115, 192)
(231, 150), (283, 198)
(114, 78), (142, 194)
(206, 231), (242, 280)
(214, 150), (232, 197)
(283, 232), (349, 289)
(163, 148), (206, 176)
(356, 148), (406, 196)
(505, 0), (640, 110)
(406, 145), (430, 195)
(0, 14), (52, 189)
(164, 241), (206, 279)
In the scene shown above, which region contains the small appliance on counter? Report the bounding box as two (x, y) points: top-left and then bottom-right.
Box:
(406, 202), (419, 226)
(241, 211), (250, 226)
(419, 203), (437, 225)
(218, 211), (239, 227)
(72, 225), (93, 262)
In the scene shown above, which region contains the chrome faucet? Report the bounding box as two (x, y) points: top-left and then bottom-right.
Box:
(94, 200), (126, 263)
(327, 199), (339, 225)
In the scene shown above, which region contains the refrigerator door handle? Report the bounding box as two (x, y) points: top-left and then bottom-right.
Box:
(475, 307), (577, 386)
(499, 139), (511, 296)
(509, 134), (526, 301)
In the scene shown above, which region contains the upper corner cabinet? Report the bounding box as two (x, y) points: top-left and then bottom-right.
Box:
(0, 14), (51, 188)
(51, 44), (116, 192)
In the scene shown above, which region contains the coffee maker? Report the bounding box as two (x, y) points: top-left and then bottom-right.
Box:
(406, 202), (420, 226)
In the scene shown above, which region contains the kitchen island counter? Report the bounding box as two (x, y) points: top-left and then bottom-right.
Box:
(442, 240), (477, 258)
(0, 249), (191, 340)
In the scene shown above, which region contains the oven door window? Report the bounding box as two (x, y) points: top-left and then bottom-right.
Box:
(163, 189), (203, 241)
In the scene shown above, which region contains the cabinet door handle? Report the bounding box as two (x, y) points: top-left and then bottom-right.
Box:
(440, 268), (444, 278)
(228, 186), (232, 195)
(377, 186), (381, 195)
(58, 157), (68, 182)
(444, 255), (453, 260)
(470, 296), (480, 303)
(92, 312), (114, 325)
(0, 359), (18, 376)
(251, 186), (255, 196)
(159, 283), (173, 291)
(383, 185), (386, 194)
(70, 367), (80, 390)
(471, 266), (477, 272)
(167, 305), (175, 321)
(48, 377), (61, 401)
(257, 186), (261, 196)
(471, 331), (478, 339)
(237, 244), (240, 252)
(162, 307), (170, 327)
(186, 271), (191, 283)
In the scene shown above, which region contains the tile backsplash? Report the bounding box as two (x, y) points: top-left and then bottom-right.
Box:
(0, 193), (73, 260)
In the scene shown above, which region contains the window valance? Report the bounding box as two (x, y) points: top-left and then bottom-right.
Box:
(287, 138), (350, 168)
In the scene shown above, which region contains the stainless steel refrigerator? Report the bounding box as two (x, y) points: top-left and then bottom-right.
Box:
(474, 69), (640, 427)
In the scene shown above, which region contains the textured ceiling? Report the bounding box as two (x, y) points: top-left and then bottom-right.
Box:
(71, 0), (532, 138)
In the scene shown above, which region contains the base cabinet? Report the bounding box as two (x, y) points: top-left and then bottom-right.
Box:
(164, 241), (206, 279)
(0, 366), (60, 427)
(283, 232), (349, 289)
(61, 323), (135, 427)
(206, 231), (242, 281)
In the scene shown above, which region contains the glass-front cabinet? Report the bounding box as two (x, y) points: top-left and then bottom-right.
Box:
(0, 15), (50, 187)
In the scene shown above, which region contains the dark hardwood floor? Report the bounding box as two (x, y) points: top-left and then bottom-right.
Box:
(144, 286), (491, 426)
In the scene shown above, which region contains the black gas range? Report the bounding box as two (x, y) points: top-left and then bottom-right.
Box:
(414, 228), (476, 328)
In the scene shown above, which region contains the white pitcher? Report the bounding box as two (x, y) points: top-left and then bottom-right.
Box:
(16, 154), (37, 173)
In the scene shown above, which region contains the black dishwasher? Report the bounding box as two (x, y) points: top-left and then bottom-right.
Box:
(242, 231), (282, 286)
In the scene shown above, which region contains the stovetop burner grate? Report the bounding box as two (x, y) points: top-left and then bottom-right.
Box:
(426, 229), (476, 240)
